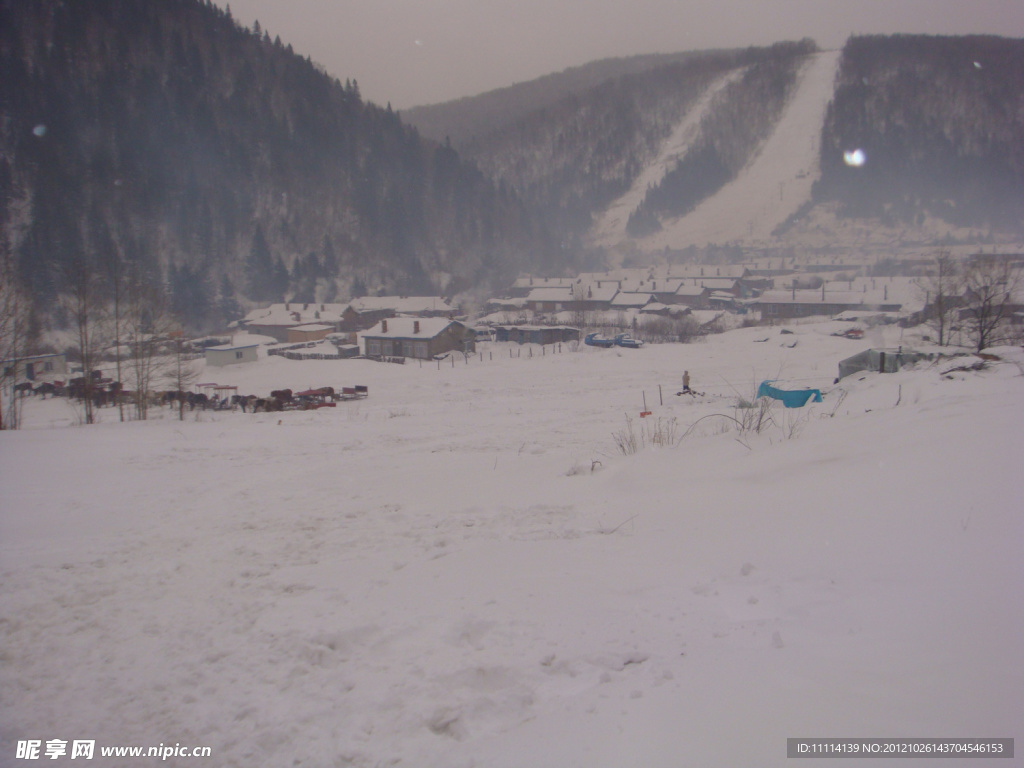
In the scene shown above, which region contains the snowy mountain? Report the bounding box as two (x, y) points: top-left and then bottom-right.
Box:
(408, 35), (1024, 264)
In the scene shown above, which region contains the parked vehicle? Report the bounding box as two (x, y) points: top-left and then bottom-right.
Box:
(584, 332), (615, 348)
(613, 333), (644, 348)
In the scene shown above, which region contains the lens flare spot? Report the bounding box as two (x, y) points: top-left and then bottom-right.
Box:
(33, 124), (47, 137)
(843, 149), (866, 167)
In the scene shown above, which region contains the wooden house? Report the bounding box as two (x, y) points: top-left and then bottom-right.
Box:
(287, 323), (334, 343)
(361, 318), (474, 360)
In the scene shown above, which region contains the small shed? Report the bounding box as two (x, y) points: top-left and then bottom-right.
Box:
(287, 323), (334, 343)
(837, 347), (933, 380)
(205, 344), (259, 367)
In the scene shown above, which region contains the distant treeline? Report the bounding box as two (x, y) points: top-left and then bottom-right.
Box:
(815, 34), (1024, 231)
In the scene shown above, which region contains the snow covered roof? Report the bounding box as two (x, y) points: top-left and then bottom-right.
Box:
(610, 292), (654, 308)
(527, 287), (574, 302)
(207, 343), (259, 352)
(290, 323), (334, 333)
(688, 277), (738, 290)
(578, 283), (620, 302)
(666, 266), (749, 279)
(513, 276), (575, 289)
(348, 296), (453, 314)
(243, 303), (348, 326)
(362, 317), (461, 338)
(755, 289), (905, 308)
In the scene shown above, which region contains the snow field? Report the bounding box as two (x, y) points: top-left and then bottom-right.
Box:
(1, 322), (1022, 767)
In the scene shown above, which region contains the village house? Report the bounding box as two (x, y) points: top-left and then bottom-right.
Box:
(340, 296), (455, 332)
(241, 302), (347, 342)
(205, 343), (259, 367)
(361, 317), (474, 360)
(752, 276), (923, 320)
(525, 286), (575, 314)
(287, 324), (334, 344)
(672, 284), (711, 308)
(509, 276), (575, 298)
(609, 292), (654, 310)
(666, 265), (751, 280)
(1, 352), (67, 381)
(574, 281), (619, 311)
(752, 289), (904, 319)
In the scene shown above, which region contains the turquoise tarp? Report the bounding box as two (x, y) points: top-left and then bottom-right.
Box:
(757, 380), (822, 408)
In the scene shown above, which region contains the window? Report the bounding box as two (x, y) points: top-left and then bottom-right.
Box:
(235, 351), (244, 359)
(367, 339), (381, 356)
(44, 362), (54, 372)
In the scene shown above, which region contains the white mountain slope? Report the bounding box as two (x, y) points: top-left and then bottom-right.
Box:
(597, 50), (840, 254)
(589, 69), (746, 248)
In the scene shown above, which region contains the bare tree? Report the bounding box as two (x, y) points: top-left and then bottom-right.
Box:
(60, 259), (106, 425)
(104, 254), (128, 421)
(170, 331), (199, 421)
(960, 256), (1023, 353)
(0, 250), (31, 430)
(124, 275), (175, 420)
(915, 250), (965, 346)
(570, 281), (589, 333)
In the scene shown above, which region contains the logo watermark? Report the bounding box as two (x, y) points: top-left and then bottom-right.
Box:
(15, 740), (212, 761)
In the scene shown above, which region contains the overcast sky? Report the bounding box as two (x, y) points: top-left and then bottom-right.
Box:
(222, 0), (1024, 109)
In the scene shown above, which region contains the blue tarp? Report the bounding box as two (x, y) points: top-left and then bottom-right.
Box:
(757, 380), (822, 408)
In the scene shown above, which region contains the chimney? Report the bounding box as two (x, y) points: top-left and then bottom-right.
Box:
(382, 319), (388, 333)
(414, 320), (420, 334)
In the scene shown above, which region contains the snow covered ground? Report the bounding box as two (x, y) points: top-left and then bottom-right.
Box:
(2, 322), (1022, 767)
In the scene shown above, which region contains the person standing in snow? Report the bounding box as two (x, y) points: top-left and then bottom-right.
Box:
(682, 370), (691, 394)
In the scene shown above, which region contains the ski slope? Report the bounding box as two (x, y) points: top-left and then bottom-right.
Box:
(590, 69), (745, 248)
(642, 50), (839, 250)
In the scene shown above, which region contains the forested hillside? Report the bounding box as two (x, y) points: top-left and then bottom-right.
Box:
(0, 0), (561, 330)
(407, 34), (1023, 255)
(816, 35), (1024, 233)
(625, 42), (813, 236)
(404, 50), (722, 147)
(411, 41), (817, 250)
